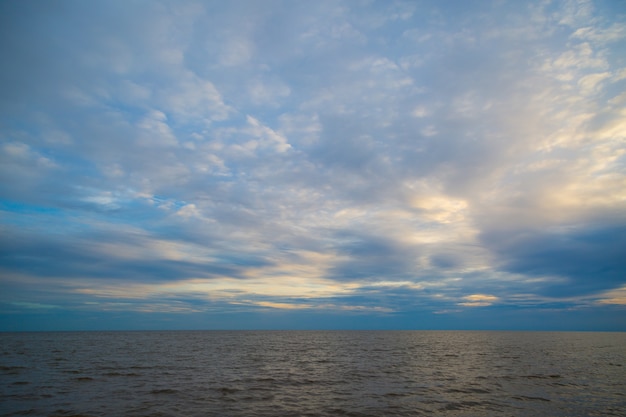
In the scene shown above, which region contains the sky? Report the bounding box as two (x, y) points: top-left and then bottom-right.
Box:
(1, 0), (625, 331)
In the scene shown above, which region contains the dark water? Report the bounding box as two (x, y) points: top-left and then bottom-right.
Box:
(1, 331), (624, 416)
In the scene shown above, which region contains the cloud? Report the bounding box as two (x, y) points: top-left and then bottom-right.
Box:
(459, 294), (499, 307)
(159, 72), (233, 123)
(481, 224), (626, 297)
(1, 0), (624, 330)
(597, 286), (626, 305)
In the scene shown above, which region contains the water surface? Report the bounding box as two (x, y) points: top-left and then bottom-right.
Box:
(1, 331), (624, 416)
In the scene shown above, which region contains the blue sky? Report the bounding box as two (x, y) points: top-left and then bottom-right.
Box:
(1, 0), (625, 331)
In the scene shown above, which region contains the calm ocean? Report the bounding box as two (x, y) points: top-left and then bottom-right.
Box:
(1, 331), (624, 416)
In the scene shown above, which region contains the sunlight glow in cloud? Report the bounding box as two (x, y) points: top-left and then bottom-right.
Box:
(597, 286), (626, 306)
(459, 294), (500, 307)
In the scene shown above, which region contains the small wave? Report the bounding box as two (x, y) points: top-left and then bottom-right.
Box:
(440, 400), (498, 411)
(254, 377), (277, 382)
(102, 372), (141, 377)
(7, 408), (38, 415)
(0, 365), (26, 372)
(446, 387), (491, 394)
(382, 392), (408, 397)
(512, 395), (551, 402)
(150, 388), (179, 395)
(49, 409), (95, 417)
(129, 365), (154, 370)
(216, 386), (241, 395)
(524, 374), (561, 379)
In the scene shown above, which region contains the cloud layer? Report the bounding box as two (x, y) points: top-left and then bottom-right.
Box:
(1, 0), (625, 330)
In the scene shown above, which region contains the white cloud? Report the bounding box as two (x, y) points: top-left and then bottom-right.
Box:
(176, 203), (201, 219)
(572, 23), (626, 43)
(578, 71), (611, 95)
(219, 38), (254, 67)
(160, 72), (232, 124)
(137, 110), (178, 147)
(248, 77), (291, 106)
(244, 115), (291, 153)
(0, 142), (57, 171)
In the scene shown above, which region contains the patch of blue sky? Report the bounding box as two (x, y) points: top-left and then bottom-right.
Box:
(0, 200), (64, 216)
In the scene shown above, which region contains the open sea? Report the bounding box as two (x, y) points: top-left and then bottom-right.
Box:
(1, 331), (624, 416)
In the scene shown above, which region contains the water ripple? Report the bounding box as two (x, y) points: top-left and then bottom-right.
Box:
(1, 331), (624, 417)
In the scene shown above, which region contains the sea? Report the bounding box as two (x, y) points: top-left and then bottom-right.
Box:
(1, 331), (624, 416)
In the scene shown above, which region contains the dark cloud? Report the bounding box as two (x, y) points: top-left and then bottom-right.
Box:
(329, 231), (418, 281)
(481, 224), (626, 297)
(0, 225), (244, 282)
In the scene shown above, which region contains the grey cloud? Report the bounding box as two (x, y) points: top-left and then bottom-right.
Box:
(480, 223), (626, 297)
(328, 231), (418, 282)
(0, 219), (264, 284)
(429, 253), (462, 270)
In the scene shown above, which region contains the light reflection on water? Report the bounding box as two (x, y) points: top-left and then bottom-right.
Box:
(1, 331), (624, 416)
